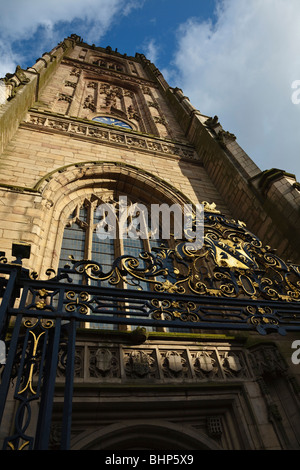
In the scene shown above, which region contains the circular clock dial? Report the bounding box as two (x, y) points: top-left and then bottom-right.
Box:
(92, 116), (132, 129)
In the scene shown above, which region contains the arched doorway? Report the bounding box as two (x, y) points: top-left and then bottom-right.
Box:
(70, 420), (222, 450)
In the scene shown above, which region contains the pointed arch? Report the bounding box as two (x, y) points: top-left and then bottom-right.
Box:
(70, 420), (222, 450)
(36, 161), (192, 276)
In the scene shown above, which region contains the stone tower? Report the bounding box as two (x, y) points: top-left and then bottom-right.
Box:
(0, 34), (300, 451)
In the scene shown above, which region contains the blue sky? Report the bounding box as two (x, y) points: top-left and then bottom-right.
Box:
(0, 0), (217, 76)
(1, 0), (300, 181)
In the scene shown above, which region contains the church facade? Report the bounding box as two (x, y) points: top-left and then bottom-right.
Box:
(0, 34), (300, 450)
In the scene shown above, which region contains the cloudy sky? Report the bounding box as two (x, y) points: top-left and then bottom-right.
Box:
(1, 0), (300, 180)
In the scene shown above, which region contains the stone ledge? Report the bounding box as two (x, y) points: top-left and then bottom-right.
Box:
(22, 110), (199, 163)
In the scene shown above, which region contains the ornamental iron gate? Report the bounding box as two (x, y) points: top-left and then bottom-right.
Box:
(1, 210), (300, 449)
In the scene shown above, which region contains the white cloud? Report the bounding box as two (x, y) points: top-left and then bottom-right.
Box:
(143, 38), (159, 64)
(172, 0), (300, 180)
(0, 0), (142, 76)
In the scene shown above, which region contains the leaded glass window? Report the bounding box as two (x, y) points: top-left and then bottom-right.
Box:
(59, 195), (175, 332)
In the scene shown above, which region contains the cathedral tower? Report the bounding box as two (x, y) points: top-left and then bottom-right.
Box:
(0, 34), (300, 451)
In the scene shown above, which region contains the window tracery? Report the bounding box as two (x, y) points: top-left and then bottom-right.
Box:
(92, 58), (124, 73)
(59, 193), (176, 331)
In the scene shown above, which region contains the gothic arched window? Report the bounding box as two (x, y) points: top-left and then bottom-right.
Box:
(59, 194), (175, 331)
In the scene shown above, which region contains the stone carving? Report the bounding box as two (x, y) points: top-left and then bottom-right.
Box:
(110, 133), (126, 143)
(161, 350), (190, 378)
(99, 83), (110, 94)
(148, 101), (159, 109)
(216, 130), (236, 148)
(57, 346), (84, 378)
(47, 119), (69, 131)
(29, 115), (47, 126)
(154, 116), (167, 126)
(141, 86), (152, 95)
(58, 93), (73, 103)
(127, 105), (140, 121)
(89, 347), (119, 378)
(51, 342), (270, 384)
(126, 137), (146, 148)
(124, 90), (134, 98)
(124, 349), (157, 379)
(249, 345), (287, 378)
(70, 68), (80, 77)
(205, 115), (219, 129)
(87, 128), (109, 139)
(83, 94), (96, 111)
(25, 112), (198, 161)
(192, 351), (219, 378)
(219, 351), (247, 378)
(1, 65), (30, 101)
(65, 81), (77, 89)
(93, 59), (124, 72)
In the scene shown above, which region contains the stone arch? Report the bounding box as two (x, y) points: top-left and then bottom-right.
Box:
(35, 161), (192, 275)
(70, 420), (222, 450)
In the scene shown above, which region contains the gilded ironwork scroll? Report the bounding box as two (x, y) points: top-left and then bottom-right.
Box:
(1, 208), (300, 339)
(2, 318), (54, 450)
(58, 209), (300, 303)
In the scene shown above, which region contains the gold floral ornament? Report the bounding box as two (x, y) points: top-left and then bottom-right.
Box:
(17, 319), (54, 396)
(35, 288), (49, 310)
(63, 204), (300, 303)
(151, 299), (199, 323)
(245, 305), (284, 335)
(65, 291), (90, 314)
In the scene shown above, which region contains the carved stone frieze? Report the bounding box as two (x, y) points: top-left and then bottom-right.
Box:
(24, 112), (197, 161)
(62, 58), (158, 89)
(148, 101), (159, 109)
(87, 81), (97, 89)
(141, 86), (152, 95)
(219, 351), (249, 379)
(47, 119), (69, 131)
(191, 350), (220, 379)
(83, 95), (96, 111)
(154, 116), (167, 126)
(65, 81), (77, 89)
(160, 349), (191, 379)
(123, 349), (158, 379)
(89, 347), (119, 378)
(57, 346), (84, 378)
(127, 105), (140, 121)
(248, 345), (288, 378)
(58, 93), (73, 103)
(70, 68), (80, 77)
(53, 342), (287, 384)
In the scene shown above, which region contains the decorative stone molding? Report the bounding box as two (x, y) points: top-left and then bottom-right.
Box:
(58, 93), (73, 103)
(23, 111), (198, 161)
(1, 65), (31, 101)
(248, 344), (288, 378)
(161, 349), (190, 379)
(89, 347), (120, 378)
(215, 130), (236, 149)
(55, 342), (254, 383)
(124, 349), (158, 379)
(65, 80), (77, 89)
(61, 57), (158, 90)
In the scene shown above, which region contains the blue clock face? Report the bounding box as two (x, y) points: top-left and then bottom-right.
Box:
(92, 116), (132, 129)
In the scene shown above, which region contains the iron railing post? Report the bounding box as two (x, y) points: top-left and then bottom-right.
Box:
(60, 318), (76, 450)
(33, 319), (62, 450)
